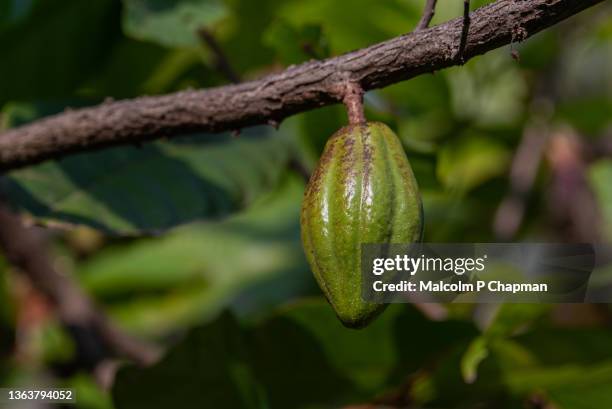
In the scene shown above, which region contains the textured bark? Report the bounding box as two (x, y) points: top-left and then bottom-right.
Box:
(0, 0), (605, 171)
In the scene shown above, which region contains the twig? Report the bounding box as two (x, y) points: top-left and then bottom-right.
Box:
(342, 82), (366, 125)
(416, 0), (438, 30)
(456, 0), (471, 63)
(197, 28), (241, 84)
(493, 122), (549, 239)
(0, 201), (161, 367)
(0, 0), (604, 171)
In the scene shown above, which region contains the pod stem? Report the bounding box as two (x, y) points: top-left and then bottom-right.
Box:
(342, 81), (366, 125)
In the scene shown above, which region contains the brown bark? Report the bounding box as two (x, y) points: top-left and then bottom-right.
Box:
(416, 0), (438, 30)
(0, 0), (605, 171)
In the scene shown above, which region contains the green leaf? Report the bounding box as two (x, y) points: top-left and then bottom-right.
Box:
(122, 0), (227, 48)
(113, 301), (478, 409)
(77, 176), (310, 336)
(4, 121), (293, 235)
(0, 0), (120, 104)
(461, 336), (489, 383)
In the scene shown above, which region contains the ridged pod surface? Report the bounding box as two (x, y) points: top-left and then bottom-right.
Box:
(301, 122), (423, 328)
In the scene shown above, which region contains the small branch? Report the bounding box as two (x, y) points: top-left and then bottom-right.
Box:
(416, 0), (438, 30)
(456, 0), (471, 63)
(197, 28), (241, 84)
(0, 201), (161, 367)
(0, 0), (604, 171)
(493, 122), (548, 239)
(342, 82), (366, 125)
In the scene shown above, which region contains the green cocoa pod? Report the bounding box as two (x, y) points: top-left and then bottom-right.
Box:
(301, 122), (423, 329)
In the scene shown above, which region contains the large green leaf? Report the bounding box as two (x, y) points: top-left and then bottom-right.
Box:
(122, 0), (228, 48)
(113, 301), (477, 409)
(77, 176), (312, 336)
(3, 122), (293, 235)
(0, 0), (120, 104)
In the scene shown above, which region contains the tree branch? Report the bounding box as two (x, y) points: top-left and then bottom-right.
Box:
(0, 201), (161, 367)
(416, 0), (438, 30)
(0, 0), (604, 171)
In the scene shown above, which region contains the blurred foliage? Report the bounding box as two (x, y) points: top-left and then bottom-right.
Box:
(4, 120), (294, 235)
(0, 255), (14, 381)
(122, 0), (227, 48)
(0, 0), (611, 408)
(0, 0), (121, 104)
(112, 302), (478, 409)
(588, 160), (612, 241)
(77, 175), (313, 336)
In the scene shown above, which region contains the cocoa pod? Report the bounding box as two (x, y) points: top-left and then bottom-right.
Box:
(300, 122), (423, 328)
